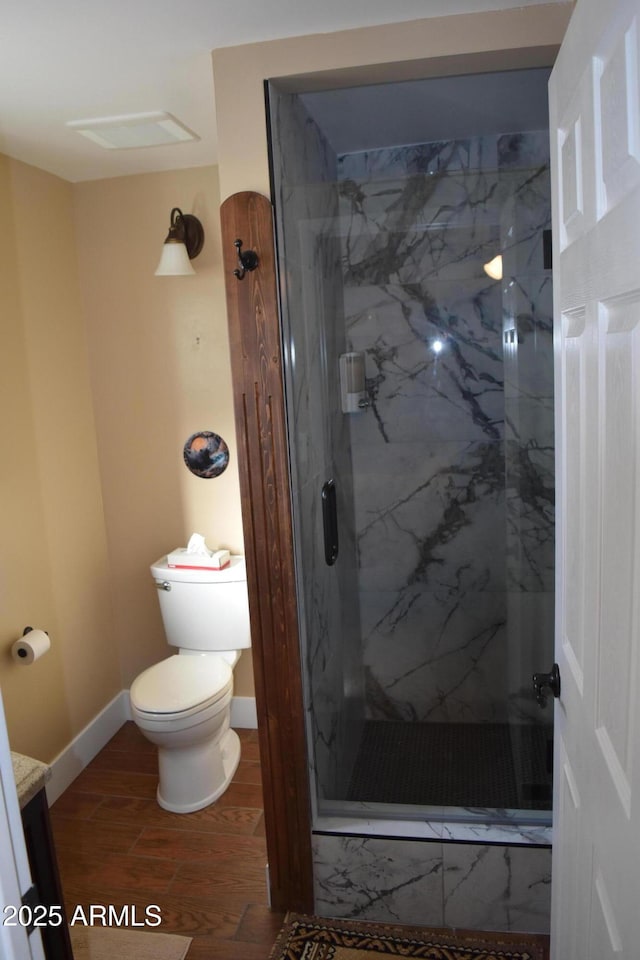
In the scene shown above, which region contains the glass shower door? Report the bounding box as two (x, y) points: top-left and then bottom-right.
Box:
(268, 76), (554, 824)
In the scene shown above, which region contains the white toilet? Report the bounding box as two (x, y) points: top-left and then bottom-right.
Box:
(129, 554), (251, 813)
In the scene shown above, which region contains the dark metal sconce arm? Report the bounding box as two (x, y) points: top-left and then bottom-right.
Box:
(167, 208), (204, 259)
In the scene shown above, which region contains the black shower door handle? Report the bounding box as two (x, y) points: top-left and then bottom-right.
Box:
(533, 662), (561, 708)
(322, 479), (339, 566)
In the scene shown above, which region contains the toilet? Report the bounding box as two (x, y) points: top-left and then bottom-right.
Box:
(129, 554), (251, 813)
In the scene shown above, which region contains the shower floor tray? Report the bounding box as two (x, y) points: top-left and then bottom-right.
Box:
(346, 720), (552, 810)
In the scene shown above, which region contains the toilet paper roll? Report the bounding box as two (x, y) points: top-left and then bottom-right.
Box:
(12, 629), (50, 665)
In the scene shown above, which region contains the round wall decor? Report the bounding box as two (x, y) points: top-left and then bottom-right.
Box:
(183, 431), (230, 478)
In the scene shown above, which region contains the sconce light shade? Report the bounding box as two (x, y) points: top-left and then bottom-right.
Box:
(155, 242), (195, 276)
(155, 207), (204, 276)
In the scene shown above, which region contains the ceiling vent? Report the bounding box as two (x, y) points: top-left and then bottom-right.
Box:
(66, 111), (199, 149)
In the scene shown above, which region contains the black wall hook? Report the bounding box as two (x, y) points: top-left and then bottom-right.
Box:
(233, 238), (259, 280)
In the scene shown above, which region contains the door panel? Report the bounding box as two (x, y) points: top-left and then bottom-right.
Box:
(551, 0), (640, 954)
(597, 296), (640, 819)
(554, 736), (587, 960)
(598, 19), (640, 212)
(560, 307), (588, 694)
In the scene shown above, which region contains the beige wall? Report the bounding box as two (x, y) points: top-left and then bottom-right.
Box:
(0, 159), (252, 769)
(0, 155), (121, 762)
(72, 167), (251, 694)
(212, 4), (573, 200)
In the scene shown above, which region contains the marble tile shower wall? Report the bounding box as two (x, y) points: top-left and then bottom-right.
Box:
(337, 133), (554, 725)
(313, 833), (551, 934)
(270, 90), (364, 803)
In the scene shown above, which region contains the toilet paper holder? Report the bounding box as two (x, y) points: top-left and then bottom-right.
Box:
(12, 626), (51, 665)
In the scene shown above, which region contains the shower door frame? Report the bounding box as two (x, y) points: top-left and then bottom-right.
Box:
(219, 40), (568, 917)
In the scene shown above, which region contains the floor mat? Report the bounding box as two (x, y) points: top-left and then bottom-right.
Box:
(68, 925), (191, 960)
(269, 913), (549, 960)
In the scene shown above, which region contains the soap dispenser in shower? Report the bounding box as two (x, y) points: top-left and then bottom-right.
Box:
(339, 351), (369, 413)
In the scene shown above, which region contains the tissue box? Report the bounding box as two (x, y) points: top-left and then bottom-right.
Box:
(167, 548), (231, 570)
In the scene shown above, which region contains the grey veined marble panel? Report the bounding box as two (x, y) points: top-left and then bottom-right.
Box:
(312, 833), (551, 933)
(443, 842), (552, 933)
(312, 834), (443, 926)
(337, 130), (554, 724)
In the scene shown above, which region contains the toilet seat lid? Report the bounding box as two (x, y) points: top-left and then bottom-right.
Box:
(130, 655), (232, 714)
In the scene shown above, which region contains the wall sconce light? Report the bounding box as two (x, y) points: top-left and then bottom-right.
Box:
(155, 207), (204, 276)
(483, 254), (503, 281)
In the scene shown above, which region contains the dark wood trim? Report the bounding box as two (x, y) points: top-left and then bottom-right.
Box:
(21, 789), (73, 959)
(220, 191), (313, 913)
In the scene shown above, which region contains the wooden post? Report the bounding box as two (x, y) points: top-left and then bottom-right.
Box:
(220, 191), (313, 913)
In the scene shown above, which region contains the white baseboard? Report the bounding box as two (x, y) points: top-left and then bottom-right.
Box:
(230, 696), (258, 729)
(45, 690), (131, 806)
(45, 692), (257, 806)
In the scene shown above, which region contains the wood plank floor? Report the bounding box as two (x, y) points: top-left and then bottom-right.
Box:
(49, 722), (285, 959)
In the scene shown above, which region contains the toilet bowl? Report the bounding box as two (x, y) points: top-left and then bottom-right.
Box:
(129, 555), (251, 813)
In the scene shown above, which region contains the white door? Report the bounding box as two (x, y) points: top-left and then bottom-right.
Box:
(551, 0), (640, 956)
(0, 689), (43, 960)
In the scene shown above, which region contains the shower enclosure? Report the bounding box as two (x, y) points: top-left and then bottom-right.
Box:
(266, 68), (555, 931)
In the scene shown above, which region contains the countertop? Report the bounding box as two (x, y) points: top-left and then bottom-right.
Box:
(11, 751), (51, 809)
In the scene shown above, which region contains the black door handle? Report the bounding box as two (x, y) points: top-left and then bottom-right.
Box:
(533, 663), (561, 707)
(321, 479), (339, 566)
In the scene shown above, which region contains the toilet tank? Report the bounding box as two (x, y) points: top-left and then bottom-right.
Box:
(150, 555), (251, 652)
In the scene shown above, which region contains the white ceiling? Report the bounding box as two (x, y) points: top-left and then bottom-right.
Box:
(0, 0), (567, 183)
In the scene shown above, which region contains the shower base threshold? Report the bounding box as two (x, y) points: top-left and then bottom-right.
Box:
(314, 720), (553, 846)
(315, 802), (552, 846)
